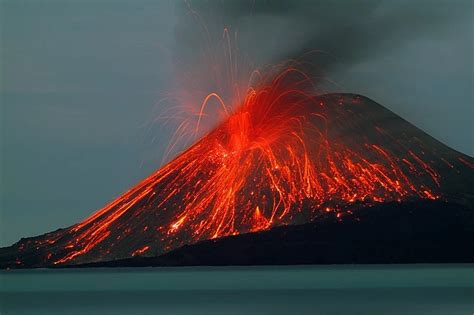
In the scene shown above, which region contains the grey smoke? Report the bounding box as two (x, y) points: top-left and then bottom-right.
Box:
(174, 0), (473, 154)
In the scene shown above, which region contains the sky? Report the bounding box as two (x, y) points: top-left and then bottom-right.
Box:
(0, 0), (473, 246)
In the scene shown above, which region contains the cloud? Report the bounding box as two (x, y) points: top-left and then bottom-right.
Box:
(175, 0), (471, 75)
(172, 0), (473, 155)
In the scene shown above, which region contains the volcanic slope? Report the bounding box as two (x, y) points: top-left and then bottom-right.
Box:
(1, 93), (473, 268)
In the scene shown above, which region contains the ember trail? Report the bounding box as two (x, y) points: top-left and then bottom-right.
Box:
(11, 67), (446, 266)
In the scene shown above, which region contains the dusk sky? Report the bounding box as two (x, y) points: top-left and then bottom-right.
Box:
(1, 0), (472, 246)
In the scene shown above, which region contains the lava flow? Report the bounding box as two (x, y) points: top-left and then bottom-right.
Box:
(5, 67), (456, 265)
(4, 62), (460, 268)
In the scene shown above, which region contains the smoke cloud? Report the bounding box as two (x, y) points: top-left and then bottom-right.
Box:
(173, 0), (473, 155)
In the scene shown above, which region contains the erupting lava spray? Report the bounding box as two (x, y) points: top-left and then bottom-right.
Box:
(8, 27), (451, 267)
(50, 62), (441, 265)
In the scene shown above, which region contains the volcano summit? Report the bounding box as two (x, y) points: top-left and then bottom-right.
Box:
(1, 75), (473, 268)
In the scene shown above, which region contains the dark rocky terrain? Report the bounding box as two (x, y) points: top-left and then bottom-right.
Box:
(69, 200), (474, 267)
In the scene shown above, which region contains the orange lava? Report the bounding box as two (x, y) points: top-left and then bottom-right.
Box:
(48, 66), (442, 265)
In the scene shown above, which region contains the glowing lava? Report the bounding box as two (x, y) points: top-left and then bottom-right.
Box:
(13, 64), (450, 266)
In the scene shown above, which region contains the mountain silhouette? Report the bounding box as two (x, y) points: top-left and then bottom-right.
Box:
(1, 92), (473, 269)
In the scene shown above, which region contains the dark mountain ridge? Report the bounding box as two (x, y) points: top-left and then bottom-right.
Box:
(1, 93), (473, 269)
(69, 200), (474, 267)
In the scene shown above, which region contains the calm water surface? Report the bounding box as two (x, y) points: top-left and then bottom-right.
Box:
(1, 264), (473, 315)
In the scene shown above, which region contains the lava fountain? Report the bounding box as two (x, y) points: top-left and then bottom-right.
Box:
(6, 62), (444, 267)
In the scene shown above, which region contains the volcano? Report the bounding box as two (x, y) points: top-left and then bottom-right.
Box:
(1, 78), (473, 268)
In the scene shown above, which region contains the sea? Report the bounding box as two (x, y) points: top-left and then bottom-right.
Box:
(1, 264), (473, 315)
